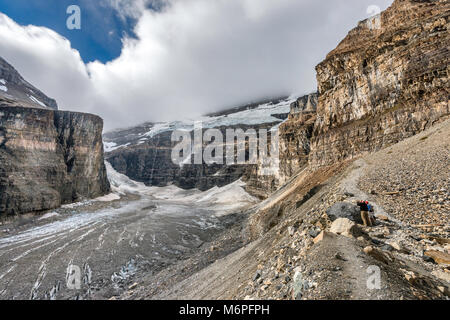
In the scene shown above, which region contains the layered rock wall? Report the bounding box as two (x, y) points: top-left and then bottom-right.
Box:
(243, 93), (318, 198)
(246, 0), (449, 197)
(309, 0), (449, 166)
(0, 105), (110, 216)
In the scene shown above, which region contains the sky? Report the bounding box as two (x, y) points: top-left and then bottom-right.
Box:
(0, 0), (393, 131)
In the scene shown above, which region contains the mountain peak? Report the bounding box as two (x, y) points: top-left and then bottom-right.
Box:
(0, 56), (58, 110)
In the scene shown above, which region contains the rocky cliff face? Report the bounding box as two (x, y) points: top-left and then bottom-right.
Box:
(0, 106), (110, 216)
(309, 0), (449, 167)
(278, 93), (318, 183)
(0, 57), (110, 216)
(244, 0), (449, 197)
(243, 93), (318, 198)
(106, 128), (252, 191)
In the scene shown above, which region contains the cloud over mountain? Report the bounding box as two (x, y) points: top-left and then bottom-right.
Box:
(0, 0), (392, 130)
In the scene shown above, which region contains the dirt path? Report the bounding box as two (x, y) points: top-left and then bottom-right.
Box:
(338, 158), (402, 225)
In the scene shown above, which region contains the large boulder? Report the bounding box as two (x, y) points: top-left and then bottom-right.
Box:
(326, 202), (362, 224)
(424, 251), (450, 265)
(330, 218), (361, 238)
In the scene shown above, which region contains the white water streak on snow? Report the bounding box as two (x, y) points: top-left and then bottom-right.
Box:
(0, 79), (6, 92)
(104, 141), (130, 152)
(30, 227), (98, 299)
(28, 95), (46, 107)
(95, 193), (121, 202)
(38, 212), (60, 221)
(0, 266), (15, 281)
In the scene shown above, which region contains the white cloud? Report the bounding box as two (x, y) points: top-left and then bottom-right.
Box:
(0, 0), (393, 130)
(103, 0), (168, 20)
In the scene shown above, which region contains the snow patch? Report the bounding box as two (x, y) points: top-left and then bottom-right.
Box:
(0, 79), (6, 91)
(104, 141), (130, 152)
(106, 161), (151, 195)
(104, 141), (117, 152)
(95, 193), (121, 202)
(106, 161), (257, 214)
(105, 161), (257, 215)
(151, 179), (258, 215)
(38, 212), (60, 221)
(28, 95), (46, 107)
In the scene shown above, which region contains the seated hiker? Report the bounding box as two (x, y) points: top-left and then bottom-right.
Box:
(357, 200), (372, 227)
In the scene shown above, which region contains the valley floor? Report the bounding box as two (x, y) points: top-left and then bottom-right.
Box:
(0, 171), (256, 300)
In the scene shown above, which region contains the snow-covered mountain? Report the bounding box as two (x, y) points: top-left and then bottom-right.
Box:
(103, 96), (295, 192)
(103, 96), (294, 152)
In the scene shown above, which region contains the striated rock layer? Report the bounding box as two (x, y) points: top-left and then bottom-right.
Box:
(243, 93), (318, 198)
(309, 0), (449, 167)
(0, 105), (110, 216)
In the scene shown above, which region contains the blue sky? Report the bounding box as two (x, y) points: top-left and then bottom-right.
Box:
(0, 0), (141, 63)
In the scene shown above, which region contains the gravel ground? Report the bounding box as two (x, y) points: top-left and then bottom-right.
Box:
(359, 118), (450, 231)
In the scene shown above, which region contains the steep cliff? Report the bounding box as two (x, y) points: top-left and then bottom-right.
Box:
(243, 93), (318, 198)
(309, 0), (449, 166)
(0, 106), (110, 216)
(242, 0), (449, 198)
(0, 57), (110, 216)
(278, 93), (318, 183)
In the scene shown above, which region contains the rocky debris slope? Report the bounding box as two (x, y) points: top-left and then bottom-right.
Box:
(358, 118), (449, 230)
(0, 58), (110, 216)
(0, 57), (58, 110)
(309, 0), (449, 167)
